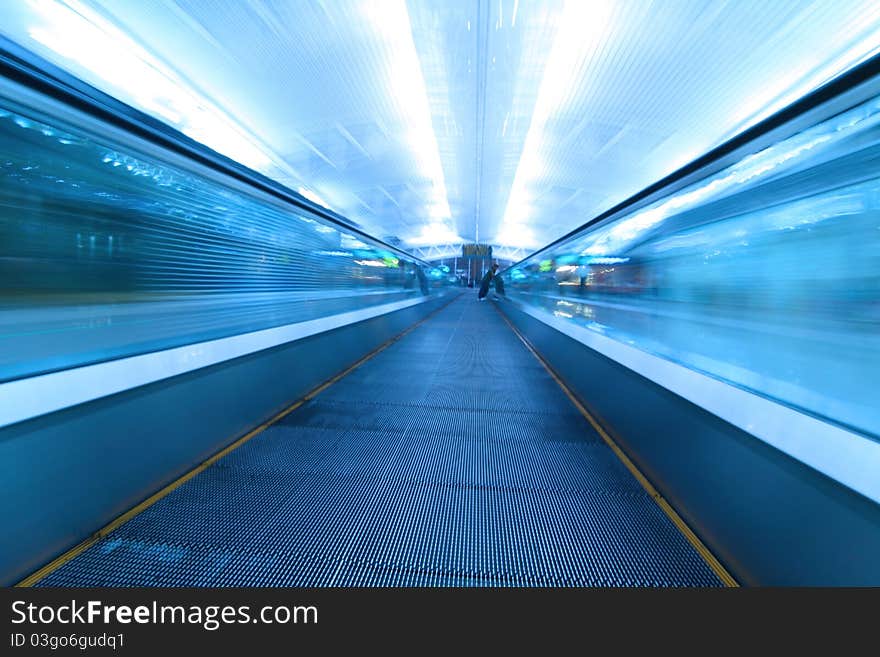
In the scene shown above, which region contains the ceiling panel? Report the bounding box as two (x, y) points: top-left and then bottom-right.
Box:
(1, 0), (879, 255)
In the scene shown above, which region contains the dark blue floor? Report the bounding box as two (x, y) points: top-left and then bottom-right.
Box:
(38, 294), (721, 586)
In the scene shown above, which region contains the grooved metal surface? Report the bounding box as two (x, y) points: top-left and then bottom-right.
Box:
(37, 296), (722, 587)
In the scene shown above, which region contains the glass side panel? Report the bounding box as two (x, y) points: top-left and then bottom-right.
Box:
(0, 92), (450, 382)
(502, 91), (880, 440)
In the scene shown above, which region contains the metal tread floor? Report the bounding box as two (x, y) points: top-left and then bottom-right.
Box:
(37, 294), (722, 587)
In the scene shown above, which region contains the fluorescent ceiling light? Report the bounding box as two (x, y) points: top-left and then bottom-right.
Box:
(405, 222), (461, 247)
(24, 0), (278, 174)
(359, 0), (452, 222)
(495, 222), (537, 249)
(498, 0), (612, 239)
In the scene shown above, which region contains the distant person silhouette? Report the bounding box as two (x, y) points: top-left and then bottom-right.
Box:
(493, 270), (505, 299)
(478, 263), (498, 301)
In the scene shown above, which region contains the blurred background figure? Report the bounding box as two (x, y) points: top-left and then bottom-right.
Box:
(478, 263), (498, 301)
(493, 269), (505, 300)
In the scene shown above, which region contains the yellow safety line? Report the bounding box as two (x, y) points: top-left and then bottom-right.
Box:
(492, 302), (738, 588)
(17, 293), (460, 587)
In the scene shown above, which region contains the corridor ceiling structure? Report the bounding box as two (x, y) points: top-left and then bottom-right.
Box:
(3, 0), (880, 260)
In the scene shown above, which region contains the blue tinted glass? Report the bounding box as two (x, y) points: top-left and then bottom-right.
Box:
(0, 94), (448, 382)
(503, 92), (880, 439)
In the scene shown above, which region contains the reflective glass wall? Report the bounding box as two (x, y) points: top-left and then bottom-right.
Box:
(0, 84), (450, 382)
(502, 82), (880, 440)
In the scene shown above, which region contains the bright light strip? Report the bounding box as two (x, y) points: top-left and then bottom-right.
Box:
(23, 0), (280, 174)
(405, 222), (460, 246)
(498, 0), (612, 242)
(494, 220), (538, 249)
(360, 0), (456, 244)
